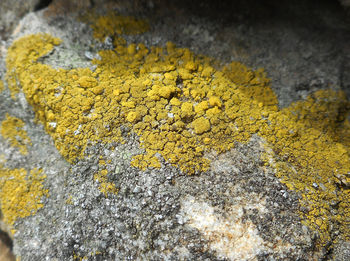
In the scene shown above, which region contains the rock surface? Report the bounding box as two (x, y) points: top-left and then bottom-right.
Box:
(0, 0), (42, 40)
(0, 0), (349, 260)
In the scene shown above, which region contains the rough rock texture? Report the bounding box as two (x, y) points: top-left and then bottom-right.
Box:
(0, 230), (15, 261)
(0, 0), (43, 41)
(0, 0), (349, 260)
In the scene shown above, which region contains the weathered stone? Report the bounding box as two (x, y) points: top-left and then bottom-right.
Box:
(0, 0), (42, 40)
(0, 0), (349, 260)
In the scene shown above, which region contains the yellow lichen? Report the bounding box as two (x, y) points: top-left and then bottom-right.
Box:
(0, 166), (48, 227)
(0, 114), (32, 155)
(73, 251), (103, 261)
(262, 89), (350, 246)
(5, 34), (61, 100)
(93, 169), (118, 196)
(192, 117), (211, 134)
(66, 195), (73, 204)
(84, 12), (149, 42)
(4, 13), (350, 247)
(0, 80), (4, 92)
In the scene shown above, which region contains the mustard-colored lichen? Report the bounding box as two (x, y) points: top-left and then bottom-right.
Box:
(94, 169), (118, 196)
(0, 166), (48, 227)
(73, 250), (103, 261)
(5, 13), (350, 247)
(66, 194), (73, 204)
(262, 89), (350, 246)
(0, 80), (4, 92)
(0, 113), (32, 155)
(84, 12), (149, 42)
(192, 117), (211, 134)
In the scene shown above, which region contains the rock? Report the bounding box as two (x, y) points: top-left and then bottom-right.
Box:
(0, 0), (42, 40)
(340, 0), (350, 7)
(0, 0), (349, 260)
(0, 230), (15, 261)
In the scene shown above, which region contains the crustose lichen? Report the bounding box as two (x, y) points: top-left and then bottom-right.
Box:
(4, 13), (350, 247)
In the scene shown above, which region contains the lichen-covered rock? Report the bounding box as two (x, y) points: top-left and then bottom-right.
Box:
(0, 0), (349, 260)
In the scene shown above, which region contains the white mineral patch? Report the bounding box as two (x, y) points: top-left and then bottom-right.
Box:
(17, 92), (29, 110)
(181, 196), (268, 260)
(48, 122), (57, 128)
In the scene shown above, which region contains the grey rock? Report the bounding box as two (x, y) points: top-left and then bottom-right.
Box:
(0, 0), (42, 40)
(0, 0), (349, 260)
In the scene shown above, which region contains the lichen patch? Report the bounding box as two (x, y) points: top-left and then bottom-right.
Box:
(0, 114), (32, 155)
(0, 80), (4, 92)
(4, 13), (350, 245)
(0, 166), (48, 229)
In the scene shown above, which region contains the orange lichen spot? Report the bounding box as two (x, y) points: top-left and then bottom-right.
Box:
(0, 114), (32, 155)
(0, 166), (48, 227)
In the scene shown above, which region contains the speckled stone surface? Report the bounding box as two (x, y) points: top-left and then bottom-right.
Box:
(0, 1), (349, 260)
